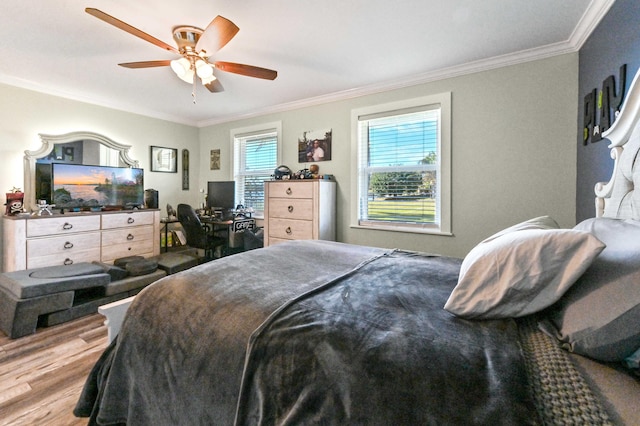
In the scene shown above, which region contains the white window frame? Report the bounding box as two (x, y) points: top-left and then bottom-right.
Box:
(350, 93), (451, 235)
(231, 121), (281, 218)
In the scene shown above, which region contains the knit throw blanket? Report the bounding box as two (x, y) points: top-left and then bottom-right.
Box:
(518, 316), (613, 425)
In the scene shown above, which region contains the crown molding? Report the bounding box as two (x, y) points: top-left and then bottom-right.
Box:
(569, 0), (616, 50)
(197, 41), (576, 127)
(199, 1), (615, 128)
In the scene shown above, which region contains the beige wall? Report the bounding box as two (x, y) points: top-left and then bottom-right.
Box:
(199, 53), (580, 258)
(0, 52), (579, 270)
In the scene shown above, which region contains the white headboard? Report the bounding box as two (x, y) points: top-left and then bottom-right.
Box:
(595, 67), (640, 220)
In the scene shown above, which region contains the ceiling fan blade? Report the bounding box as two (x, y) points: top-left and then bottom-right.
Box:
(119, 60), (172, 69)
(196, 16), (239, 55)
(204, 78), (225, 93)
(85, 8), (178, 54)
(214, 61), (277, 80)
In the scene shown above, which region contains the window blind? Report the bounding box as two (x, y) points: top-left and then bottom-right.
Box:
(358, 107), (440, 227)
(234, 131), (277, 212)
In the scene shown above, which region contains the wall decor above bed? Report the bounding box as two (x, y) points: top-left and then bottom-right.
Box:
(583, 64), (627, 145)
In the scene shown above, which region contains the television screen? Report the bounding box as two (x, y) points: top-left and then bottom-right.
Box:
(207, 181), (235, 211)
(51, 163), (144, 209)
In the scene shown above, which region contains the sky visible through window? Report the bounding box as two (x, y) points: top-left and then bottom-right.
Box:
(368, 112), (438, 166)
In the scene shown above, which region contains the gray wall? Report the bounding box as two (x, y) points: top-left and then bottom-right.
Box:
(576, 0), (640, 222)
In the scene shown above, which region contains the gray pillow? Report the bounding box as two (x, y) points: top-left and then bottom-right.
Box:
(541, 218), (640, 362)
(444, 216), (605, 319)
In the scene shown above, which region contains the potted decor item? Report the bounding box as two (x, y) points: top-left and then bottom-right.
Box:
(5, 187), (24, 216)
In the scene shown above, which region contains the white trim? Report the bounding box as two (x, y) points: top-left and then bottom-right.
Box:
(230, 121), (282, 173)
(230, 121), (282, 213)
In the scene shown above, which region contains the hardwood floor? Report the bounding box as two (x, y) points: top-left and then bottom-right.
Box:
(0, 314), (108, 426)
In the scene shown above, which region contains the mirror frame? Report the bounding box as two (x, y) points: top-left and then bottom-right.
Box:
(24, 131), (139, 212)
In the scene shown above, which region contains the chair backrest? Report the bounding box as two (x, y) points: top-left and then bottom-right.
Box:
(177, 204), (207, 249)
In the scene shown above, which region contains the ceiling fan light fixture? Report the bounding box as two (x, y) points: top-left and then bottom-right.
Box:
(170, 57), (194, 83)
(201, 74), (217, 85)
(195, 59), (214, 79)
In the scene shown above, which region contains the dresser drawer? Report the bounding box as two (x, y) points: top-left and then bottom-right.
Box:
(268, 198), (313, 220)
(27, 231), (101, 258)
(267, 236), (294, 246)
(26, 215), (100, 237)
(101, 226), (154, 262)
(27, 248), (101, 270)
(101, 226), (154, 246)
(267, 218), (313, 240)
(101, 239), (154, 262)
(102, 211), (154, 229)
(267, 182), (314, 199)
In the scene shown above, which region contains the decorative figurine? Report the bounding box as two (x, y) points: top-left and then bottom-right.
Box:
(5, 187), (24, 216)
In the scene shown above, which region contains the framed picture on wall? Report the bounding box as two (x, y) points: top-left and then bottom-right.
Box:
(298, 129), (332, 162)
(182, 149), (189, 190)
(210, 149), (221, 170)
(150, 146), (177, 173)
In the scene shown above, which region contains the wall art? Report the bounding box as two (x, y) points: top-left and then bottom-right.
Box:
(298, 129), (332, 162)
(150, 146), (177, 173)
(210, 149), (221, 170)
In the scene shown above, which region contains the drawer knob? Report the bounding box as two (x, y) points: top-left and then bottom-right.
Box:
(127, 233), (134, 240)
(63, 241), (74, 249)
(127, 217), (135, 224)
(288, 205), (294, 213)
(63, 258), (73, 265)
(285, 226), (292, 235)
(286, 187), (292, 195)
(62, 222), (73, 230)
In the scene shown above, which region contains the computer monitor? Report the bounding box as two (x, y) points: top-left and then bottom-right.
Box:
(206, 181), (235, 215)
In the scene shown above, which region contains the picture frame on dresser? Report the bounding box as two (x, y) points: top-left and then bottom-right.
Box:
(150, 146), (177, 173)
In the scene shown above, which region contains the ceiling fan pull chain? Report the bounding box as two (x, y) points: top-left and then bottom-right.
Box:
(192, 74), (197, 104)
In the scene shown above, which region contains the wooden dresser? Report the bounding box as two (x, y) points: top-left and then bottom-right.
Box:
(3, 209), (160, 272)
(264, 180), (336, 246)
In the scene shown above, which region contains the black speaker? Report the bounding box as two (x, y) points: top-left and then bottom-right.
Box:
(144, 189), (158, 209)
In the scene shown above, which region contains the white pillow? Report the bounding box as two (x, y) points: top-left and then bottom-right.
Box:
(444, 218), (605, 319)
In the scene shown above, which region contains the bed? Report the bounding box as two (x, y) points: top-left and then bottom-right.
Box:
(75, 71), (640, 425)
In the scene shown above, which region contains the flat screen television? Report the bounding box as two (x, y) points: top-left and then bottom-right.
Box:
(51, 163), (144, 209)
(207, 181), (235, 213)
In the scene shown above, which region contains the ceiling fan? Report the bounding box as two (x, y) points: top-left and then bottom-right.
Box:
(85, 8), (277, 99)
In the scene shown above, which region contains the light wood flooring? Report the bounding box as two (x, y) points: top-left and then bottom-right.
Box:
(0, 314), (108, 426)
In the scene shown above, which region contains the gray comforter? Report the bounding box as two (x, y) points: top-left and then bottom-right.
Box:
(76, 240), (538, 425)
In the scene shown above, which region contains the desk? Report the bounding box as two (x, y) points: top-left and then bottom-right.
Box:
(200, 216), (256, 255)
(199, 217), (233, 249)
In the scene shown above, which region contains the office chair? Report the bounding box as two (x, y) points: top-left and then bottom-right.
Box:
(177, 204), (226, 260)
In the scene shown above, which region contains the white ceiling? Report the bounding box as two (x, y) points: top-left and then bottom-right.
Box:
(0, 0), (614, 127)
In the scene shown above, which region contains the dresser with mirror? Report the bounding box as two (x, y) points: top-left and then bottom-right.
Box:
(3, 132), (160, 272)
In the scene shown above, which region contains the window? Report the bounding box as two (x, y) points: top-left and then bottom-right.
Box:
(351, 93), (451, 234)
(232, 122), (280, 215)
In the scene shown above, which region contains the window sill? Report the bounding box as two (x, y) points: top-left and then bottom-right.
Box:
(350, 223), (453, 236)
